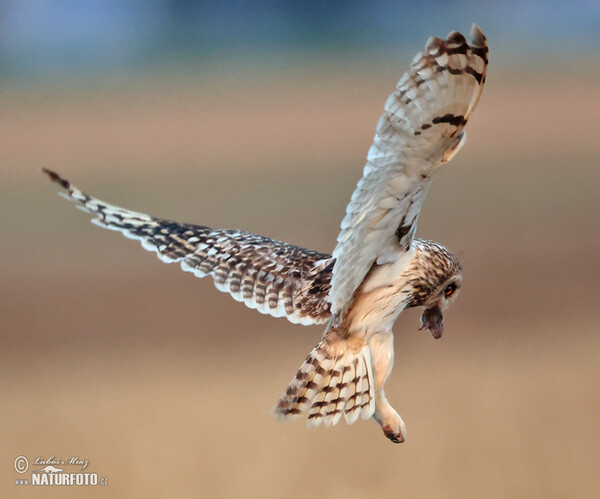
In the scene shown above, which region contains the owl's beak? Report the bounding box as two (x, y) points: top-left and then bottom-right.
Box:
(420, 305), (444, 339)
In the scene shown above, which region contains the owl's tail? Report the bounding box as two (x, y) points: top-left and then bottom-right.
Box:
(272, 334), (375, 428)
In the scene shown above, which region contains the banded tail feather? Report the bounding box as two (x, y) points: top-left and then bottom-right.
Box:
(273, 332), (375, 428)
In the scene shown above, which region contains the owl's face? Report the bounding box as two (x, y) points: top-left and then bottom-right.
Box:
(419, 271), (462, 339)
(404, 240), (463, 339)
(435, 273), (463, 310)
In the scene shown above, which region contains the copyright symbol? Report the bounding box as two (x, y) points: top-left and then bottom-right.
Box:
(14, 456), (29, 474)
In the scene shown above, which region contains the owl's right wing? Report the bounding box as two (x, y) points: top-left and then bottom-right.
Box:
(329, 25), (488, 315)
(43, 169), (334, 326)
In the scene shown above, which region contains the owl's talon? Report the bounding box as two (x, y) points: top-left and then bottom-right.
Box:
(383, 424), (405, 443)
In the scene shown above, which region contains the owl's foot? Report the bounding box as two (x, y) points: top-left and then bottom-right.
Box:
(373, 400), (406, 443)
(382, 422), (406, 443)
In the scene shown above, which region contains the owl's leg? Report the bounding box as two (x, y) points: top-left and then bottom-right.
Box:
(369, 330), (406, 443)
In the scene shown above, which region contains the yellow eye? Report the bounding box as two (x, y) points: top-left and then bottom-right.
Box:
(444, 283), (457, 297)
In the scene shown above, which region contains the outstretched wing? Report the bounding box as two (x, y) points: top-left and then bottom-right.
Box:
(329, 25), (488, 314)
(43, 168), (333, 326)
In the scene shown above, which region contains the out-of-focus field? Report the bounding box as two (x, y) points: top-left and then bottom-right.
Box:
(2, 61), (599, 498)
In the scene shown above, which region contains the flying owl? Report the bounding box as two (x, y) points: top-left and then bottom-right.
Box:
(43, 25), (488, 443)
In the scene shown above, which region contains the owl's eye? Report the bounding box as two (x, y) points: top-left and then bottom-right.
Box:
(444, 283), (457, 297)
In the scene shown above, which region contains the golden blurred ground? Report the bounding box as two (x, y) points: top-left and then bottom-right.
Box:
(1, 61), (599, 498)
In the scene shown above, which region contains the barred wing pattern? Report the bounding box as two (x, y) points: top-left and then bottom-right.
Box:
(329, 25), (488, 314)
(42, 169), (334, 326)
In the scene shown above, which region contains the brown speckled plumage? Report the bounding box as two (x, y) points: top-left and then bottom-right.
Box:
(43, 24), (488, 443)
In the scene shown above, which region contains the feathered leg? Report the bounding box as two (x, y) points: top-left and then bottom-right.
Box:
(369, 330), (406, 443)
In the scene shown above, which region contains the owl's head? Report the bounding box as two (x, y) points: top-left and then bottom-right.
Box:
(405, 239), (462, 339)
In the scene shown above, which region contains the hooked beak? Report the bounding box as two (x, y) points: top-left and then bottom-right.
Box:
(420, 305), (444, 339)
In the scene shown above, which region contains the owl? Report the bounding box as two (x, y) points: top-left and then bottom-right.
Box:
(44, 25), (488, 443)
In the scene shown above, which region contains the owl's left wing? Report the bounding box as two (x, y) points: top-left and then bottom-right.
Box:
(329, 25), (488, 315)
(43, 168), (334, 326)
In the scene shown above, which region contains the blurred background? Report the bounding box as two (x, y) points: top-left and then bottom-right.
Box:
(2, 1), (599, 497)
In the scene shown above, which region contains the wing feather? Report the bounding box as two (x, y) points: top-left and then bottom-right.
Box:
(329, 25), (488, 314)
(43, 168), (334, 326)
